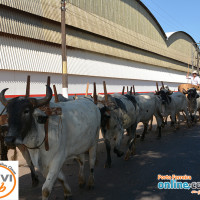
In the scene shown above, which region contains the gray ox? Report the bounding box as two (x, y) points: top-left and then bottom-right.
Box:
(155, 89), (190, 129)
(182, 88), (200, 122)
(99, 93), (139, 167)
(134, 93), (163, 139)
(0, 86), (101, 200)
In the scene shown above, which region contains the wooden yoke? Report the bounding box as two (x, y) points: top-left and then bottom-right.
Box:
(133, 85), (136, 95)
(93, 82), (97, 105)
(103, 81), (108, 104)
(156, 82), (159, 92)
(53, 85), (59, 103)
(130, 87), (133, 95)
(25, 75), (30, 97)
(85, 82), (89, 97)
(161, 81), (164, 89)
(122, 86), (125, 95)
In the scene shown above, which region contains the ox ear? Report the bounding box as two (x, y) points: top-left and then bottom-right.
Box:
(33, 109), (48, 124)
(37, 115), (48, 124)
(154, 91), (160, 95)
(168, 90), (173, 95)
(182, 89), (188, 95)
(196, 94), (200, 99)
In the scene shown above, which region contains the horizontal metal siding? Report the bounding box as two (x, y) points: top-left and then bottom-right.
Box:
(0, 34), (189, 73)
(0, 34), (189, 81)
(0, 35), (61, 73)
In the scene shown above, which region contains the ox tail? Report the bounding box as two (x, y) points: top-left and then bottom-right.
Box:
(11, 147), (18, 161)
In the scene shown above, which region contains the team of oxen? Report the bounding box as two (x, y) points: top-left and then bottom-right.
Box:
(0, 81), (199, 200)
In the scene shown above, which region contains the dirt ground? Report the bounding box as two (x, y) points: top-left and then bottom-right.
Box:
(8, 116), (199, 200)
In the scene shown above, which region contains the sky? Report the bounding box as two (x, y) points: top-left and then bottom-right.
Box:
(140, 0), (200, 43)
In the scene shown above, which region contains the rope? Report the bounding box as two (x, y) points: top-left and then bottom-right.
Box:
(0, 107), (6, 116)
(22, 136), (46, 150)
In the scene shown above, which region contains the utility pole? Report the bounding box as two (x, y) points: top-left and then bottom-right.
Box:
(191, 43), (194, 72)
(61, 0), (68, 98)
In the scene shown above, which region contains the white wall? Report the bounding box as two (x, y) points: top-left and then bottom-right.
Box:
(0, 35), (189, 96)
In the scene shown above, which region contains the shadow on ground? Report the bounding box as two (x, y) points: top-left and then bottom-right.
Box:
(19, 119), (200, 200)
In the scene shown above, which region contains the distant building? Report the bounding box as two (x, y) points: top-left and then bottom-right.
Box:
(0, 0), (198, 97)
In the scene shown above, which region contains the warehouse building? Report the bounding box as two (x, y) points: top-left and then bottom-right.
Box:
(0, 0), (199, 97)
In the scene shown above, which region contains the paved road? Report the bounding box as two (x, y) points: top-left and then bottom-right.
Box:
(18, 121), (200, 200)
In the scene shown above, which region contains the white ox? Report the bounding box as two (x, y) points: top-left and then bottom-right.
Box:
(155, 89), (190, 128)
(99, 93), (139, 167)
(0, 86), (101, 200)
(134, 93), (163, 139)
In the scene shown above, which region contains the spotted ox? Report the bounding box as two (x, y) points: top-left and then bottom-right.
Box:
(182, 88), (200, 122)
(99, 93), (139, 167)
(0, 86), (101, 200)
(155, 89), (190, 130)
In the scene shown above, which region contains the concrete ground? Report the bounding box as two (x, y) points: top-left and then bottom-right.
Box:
(9, 117), (200, 200)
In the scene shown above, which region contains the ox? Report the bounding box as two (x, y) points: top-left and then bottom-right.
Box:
(0, 86), (101, 200)
(0, 103), (39, 187)
(99, 93), (139, 167)
(134, 93), (163, 140)
(182, 88), (200, 122)
(155, 89), (190, 130)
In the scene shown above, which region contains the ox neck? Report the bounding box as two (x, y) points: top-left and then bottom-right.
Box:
(22, 118), (45, 149)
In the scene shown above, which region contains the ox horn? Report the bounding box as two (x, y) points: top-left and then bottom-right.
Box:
(0, 88), (9, 106)
(122, 86), (125, 95)
(32, 85), (52, 108)
(103, 81), (108, 104)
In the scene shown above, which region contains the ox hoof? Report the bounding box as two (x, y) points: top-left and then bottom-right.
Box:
(65, 195), (72, 200)
(79, 182), (86, 188)
(114, 148), (124, 157)
(124, 150), (131, 161)
(88, 175), (94, 190)
(187, 123), (192, 128)
(32, 177), (39, 188)
(156, 136), (161, 140)
(79, 177), (86, 188)
(88, 185), (94, 190)
(104, 162), (111, 168)
(140, 135), (145, 141)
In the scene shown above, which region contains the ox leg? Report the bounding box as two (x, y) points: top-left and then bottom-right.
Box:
(58, 170), (72, 199)
(155, 115), (162, 139)
(176, 113), (180, 129)
(148, 116), (153, 132)
(42, 156), (65, 200)
(161, 116), (167, 128)
(113, 128), (124, 157)
(199, 109), (200, 121)
(88, 143), (97, 189)
(125, 123), (137, 160)
(170, 114), (177, 130)
(104, 139), (112, 168)
(17, 145), (39, 187)
(141, 122), (148, 141)
(183, 108), (191, 127)
(76, 154), (86, 188)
